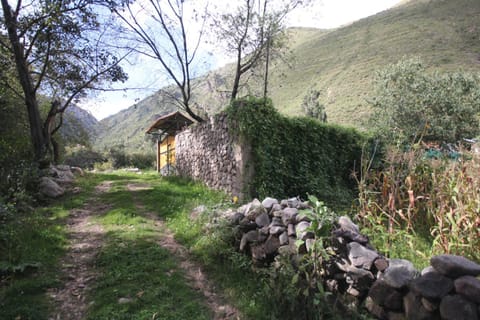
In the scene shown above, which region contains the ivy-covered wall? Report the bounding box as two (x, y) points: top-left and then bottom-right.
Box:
(226, 97), (368, 208)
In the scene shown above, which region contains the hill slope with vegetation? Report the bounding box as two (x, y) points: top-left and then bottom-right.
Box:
(95, 0), (480, 153)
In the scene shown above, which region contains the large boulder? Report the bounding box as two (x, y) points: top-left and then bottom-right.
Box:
(380, 259), (418, 289)
(431, 254), (480, 278)
(39, 177), (65, 198)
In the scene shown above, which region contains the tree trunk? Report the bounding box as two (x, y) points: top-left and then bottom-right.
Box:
(231, 49), (243, 102)
(1, 0), (48, 163)
(263, 37), (270, 100)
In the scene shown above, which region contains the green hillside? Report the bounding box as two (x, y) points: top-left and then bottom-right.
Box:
(95, 0), (480, 153)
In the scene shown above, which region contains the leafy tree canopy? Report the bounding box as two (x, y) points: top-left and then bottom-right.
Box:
(370, 57), (480, 145)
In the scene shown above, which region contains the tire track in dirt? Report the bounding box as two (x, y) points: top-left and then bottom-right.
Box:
(126, 182), (241, 320)
(47, 181), (113, 320)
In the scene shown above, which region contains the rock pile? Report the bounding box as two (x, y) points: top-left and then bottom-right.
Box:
(229, 197), (312, 263)
(226, 197), (480, 320)
(39, 165), (82, 198)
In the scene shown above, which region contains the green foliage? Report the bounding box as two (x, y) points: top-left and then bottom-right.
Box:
(301, 88), (327, 122)
(105, 145), (155, 169)
(370, 57), (480, 144)
(227, 96), (367, 208)
(63, 145), (104, 169)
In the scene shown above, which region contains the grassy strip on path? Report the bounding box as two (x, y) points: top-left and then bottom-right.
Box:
(129, 172), (279, 319)
(86, 171), (219, 320)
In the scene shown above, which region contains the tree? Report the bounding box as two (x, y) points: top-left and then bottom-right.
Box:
(1, 0), (128, 164)
(370, 57), (480, 144)
(301, 88), (326, 122)
(212, 0), (301, 102)
(107, 0), (206, 122)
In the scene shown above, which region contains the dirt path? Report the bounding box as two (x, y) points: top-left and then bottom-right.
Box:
(47, 181), (113, 320)
(126, 183), (241, 320)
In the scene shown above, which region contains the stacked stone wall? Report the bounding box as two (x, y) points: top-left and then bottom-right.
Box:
(222, 196), (480, 320)
(175, 113), (251, 198)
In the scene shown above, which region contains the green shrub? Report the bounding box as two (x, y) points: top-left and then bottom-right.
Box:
(104, 145), (154, 169)
(63, 145), (104, 169)
(227, 97), (368, 209)
(129, 153), (155, 169)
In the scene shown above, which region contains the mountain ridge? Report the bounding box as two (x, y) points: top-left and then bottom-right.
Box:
(95, 0), (480, 153)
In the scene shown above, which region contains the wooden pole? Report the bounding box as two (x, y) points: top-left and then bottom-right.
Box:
(156, 138), (160, 172)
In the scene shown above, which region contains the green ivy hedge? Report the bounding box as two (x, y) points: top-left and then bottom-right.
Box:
(227, 97), (369, 209)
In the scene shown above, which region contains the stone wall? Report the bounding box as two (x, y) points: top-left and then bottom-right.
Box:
(175, 113), (252, 198)
(222, 197), (480, 320)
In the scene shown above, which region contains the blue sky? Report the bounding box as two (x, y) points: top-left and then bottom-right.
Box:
(81, 0), (403, 120)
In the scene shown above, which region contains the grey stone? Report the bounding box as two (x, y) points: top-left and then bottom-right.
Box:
(271, 203), (282, 213)
(238, 217), (257, 232)
(439, 294), (478, 320)
(245, 205), (267, 221)
(118, 297), (134, 304)
(272, 210), (283, 217)
(368, 279), (403, 310)
(421, 298), (438, 312)
(365, 296), (387, 320)
(279, 232), (289, 246)
(259, 226), (269, 236)
(287, 224), (296, 237)
(280, 199), (288, 208)
(338, 215), (360, 233)
(70, 166), (84, 176)
(55, 164), (71, 171)
(269, 226), (285, 235)
(403, 291), (437, 320)
(261, 197), (278, 211)
(251, 244), (266, 261)
(295, 212), (312, 223)
(347, 286), (361, 297)
(287, 197), (300, 208)
(278, 240), (297, 256)
(421, 266), (436, 276)
(298, 201), (310, 209)
(255, 212), (270, 228)
(431, 254), (480, 278)
(295, 221), (313, 240)
(237, 204), (248, 215)
(347, 242), (379, 270)
(270, 217), (283, 226)
(346, 266), (375, 291)
(39, 176), (65, 198)
(381, 259), (418, 289)
(281, 207), (298, 225)
(454, 275), (480, 304)
(230, 212), (244, 225)
(410, 271), (453, 300)
(374, 257), (389, 272)
(240, 230), (259, 251)
(264, 235), (281, 256)
(332, 228), (369, 245)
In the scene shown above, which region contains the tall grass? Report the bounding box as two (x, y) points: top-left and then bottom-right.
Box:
(356, 145), (480, 265)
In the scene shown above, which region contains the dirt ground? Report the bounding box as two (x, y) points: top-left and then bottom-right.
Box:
(47, 180), (239, 320)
